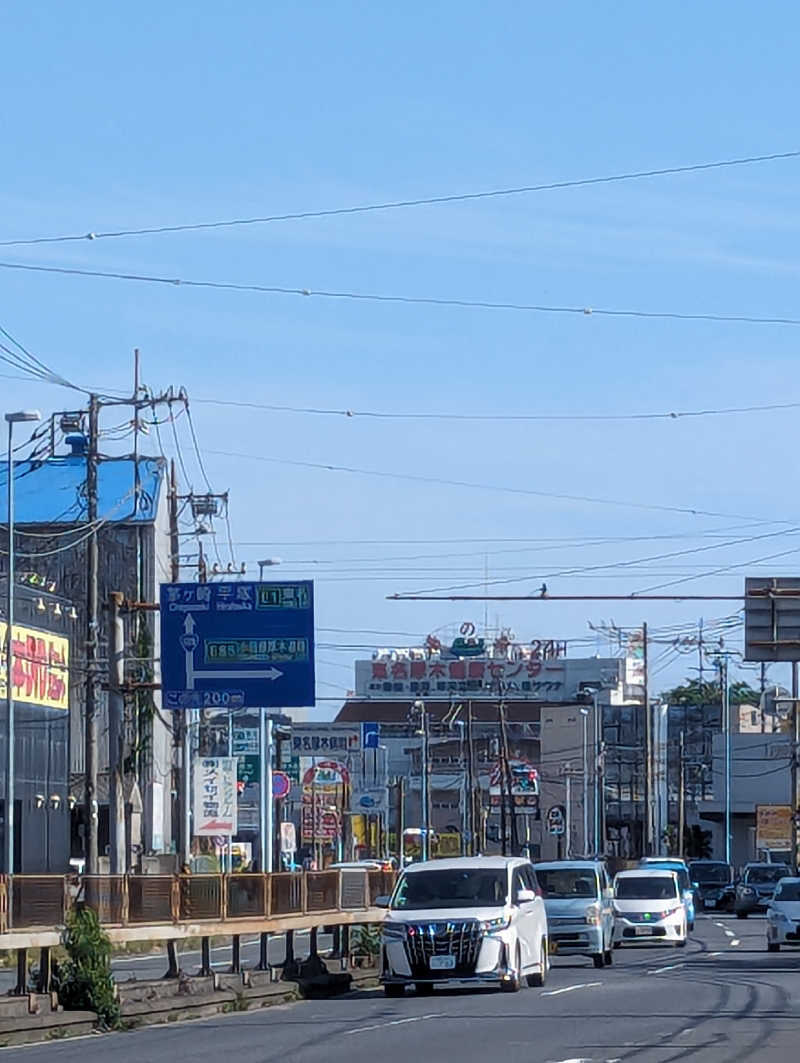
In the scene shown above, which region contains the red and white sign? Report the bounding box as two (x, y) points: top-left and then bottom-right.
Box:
(194, 757), (238, 836)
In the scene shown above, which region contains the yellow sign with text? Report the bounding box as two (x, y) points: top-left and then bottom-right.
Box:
(0, 621), (69, 711)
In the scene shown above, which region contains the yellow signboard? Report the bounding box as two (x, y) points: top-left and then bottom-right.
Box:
(0, 621), (69, 711)
(756, 804), (792, 852)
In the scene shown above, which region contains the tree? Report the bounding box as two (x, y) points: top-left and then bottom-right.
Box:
(58, 905), (120, 1029)
(660, 677), (759, 706)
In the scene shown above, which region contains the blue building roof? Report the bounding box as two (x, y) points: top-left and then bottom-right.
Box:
(0, 455), (166, 524)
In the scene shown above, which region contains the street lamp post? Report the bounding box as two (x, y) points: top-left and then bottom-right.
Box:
(580, 708), (589, 855)
(4, 410), (40, 879)
(257, 558), (281, 580)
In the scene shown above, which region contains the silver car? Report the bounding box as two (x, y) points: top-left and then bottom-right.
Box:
(533, 860), (614, 968)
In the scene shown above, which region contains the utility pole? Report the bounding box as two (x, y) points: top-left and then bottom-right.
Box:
(792, 663), (799, 874)
(721, 654), (731, 866)
(678, 730), (686, 859)
(498, 697), (518, 855)
(643, 621), (653, 857)
(84, 394), (100, 875)
(464, 701), (475, 856)
(397, 774), (405, 865)
(564, 766), (572, 859)
(581, 707), (589, 855)
(108, 592), (126, 873)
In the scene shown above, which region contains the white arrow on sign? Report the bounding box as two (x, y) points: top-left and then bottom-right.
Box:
(179, 613), (283, 689)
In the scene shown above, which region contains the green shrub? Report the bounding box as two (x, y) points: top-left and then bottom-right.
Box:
(58, 906), (120, 1029)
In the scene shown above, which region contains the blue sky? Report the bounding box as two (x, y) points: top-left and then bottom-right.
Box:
(2, 2), (799, 704)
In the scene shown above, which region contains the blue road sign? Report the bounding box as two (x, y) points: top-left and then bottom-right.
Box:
(160, 581), (315, 710)
(362, 721), (379, 749)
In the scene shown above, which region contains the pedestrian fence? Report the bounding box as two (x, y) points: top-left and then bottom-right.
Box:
(0, 869), (396, 932)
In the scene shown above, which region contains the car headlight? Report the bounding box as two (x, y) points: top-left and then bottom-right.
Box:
(381, 923), (407, 941)
(612, 904), (624, 917)
(741, 887), (755, 895)
(479, 915), (511, 933)
(584, 903), (602, 926)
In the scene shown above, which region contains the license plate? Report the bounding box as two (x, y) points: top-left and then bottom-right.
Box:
(635, 926), (654, 936)
(429, 955), (456, 970)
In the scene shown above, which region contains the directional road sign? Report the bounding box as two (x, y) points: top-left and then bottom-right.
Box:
(160, 581), (315, 709)
(361, 721), (379, 749)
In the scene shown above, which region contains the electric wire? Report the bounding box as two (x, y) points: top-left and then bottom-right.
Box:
(3, 259), (800, 328)
(2, 148), (797, 246)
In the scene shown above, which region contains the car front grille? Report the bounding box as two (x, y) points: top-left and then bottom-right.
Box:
(403, 920), (484, 978)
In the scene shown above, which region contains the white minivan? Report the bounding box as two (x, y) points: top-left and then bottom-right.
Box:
(613, 869), (687, 948)
(379, 856), (549, 995)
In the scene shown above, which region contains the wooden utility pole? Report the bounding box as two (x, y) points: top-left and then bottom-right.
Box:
(465, 701), (475, 855)
(84, 394), (100, 874)
(792, 662), (799, 874)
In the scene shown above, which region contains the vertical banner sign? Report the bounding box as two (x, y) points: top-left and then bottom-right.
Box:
(194, 757), (238, 836)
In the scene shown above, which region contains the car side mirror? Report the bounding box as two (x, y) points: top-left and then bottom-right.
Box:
(374, 895), (391, 909)
(516, 888), (536, 904)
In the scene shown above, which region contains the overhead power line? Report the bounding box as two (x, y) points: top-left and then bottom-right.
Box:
(194, 395), (800, 423)
(1, 149), (797, 247)
(203, 446), (790, 525)
(2, 259), (800, 328)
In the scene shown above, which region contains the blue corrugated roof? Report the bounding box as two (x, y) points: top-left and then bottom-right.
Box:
(0, 455), (166, 524)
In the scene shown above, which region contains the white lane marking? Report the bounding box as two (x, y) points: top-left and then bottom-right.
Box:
(715, 921), (725, 927)
(346, 1013), (441, 1035)
(724, 930), (735, 937)
(113, 935), (265, 964)
(541, 981), (602, 997)
(546, 1058), (593, 1063)
(707, 951), (723, 957)
(648, 962), (685, 975)
(679, 1028), (695, 1036)
(730, 939), (740, 947)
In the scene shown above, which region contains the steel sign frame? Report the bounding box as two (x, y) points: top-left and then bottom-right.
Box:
(745, 578), (800, 662)
(160, 580), (315, 709)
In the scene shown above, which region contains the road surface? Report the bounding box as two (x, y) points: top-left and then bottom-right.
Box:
(9, 914), (800, 1061)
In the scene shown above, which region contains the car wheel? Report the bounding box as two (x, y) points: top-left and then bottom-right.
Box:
(592, 953), (604, 969)
(384, 983), (405, 997)
(415, 983), (435, 996)
(613, 941), (622, 949)
(737, 912), (748, 920)
(527, 943), (547, 988)
(689, 922), (695, 933)
(603, 949), (613, 966)
(768, 942), (780, 953)
(501, 945), (522, 993)
(676, 939), (687, 948)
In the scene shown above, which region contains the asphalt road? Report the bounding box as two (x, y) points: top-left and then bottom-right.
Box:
(11, 914), (800, 1062)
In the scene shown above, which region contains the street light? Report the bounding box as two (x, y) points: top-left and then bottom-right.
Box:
(579, 708), (589, 855)
(4, 410), (40, 879)
(257, 558), (281, 580)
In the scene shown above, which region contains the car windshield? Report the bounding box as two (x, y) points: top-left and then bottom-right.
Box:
(391, 868), (508, 910)
(616, 876), (678, 901)
(746, 866), (790, 884)
(774, 882), (800, 901)
(647, 864), (690, 891)
(689, 862), (732, 885)
(536, 868), (599, 899)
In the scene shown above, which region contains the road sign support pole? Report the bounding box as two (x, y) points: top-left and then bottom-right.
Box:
(181, 711), (192, 867)
(265, 715), (274, 873)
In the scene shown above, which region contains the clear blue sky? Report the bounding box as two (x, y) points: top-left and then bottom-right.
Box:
(2, 2), (799, 705)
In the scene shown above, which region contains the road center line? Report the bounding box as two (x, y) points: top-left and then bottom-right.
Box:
(346, 1013), (441, 1035)
(541, 981), (602, 997)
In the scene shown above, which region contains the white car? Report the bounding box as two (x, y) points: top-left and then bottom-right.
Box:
(612, 869), (687, 948)
(766, 877), (800, 951)
(378, 856), (549, 995)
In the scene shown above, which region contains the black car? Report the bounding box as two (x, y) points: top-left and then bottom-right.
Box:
(688, 860), (734, 911)
(734, 863), (791, 918)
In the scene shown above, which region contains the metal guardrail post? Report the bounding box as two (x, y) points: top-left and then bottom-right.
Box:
(301, 871), (308, 914)
(0, 875), (7, 933)
(263, 872), (271, 918)
(121, 874), (130, 925)
(221, 873), (228, 921)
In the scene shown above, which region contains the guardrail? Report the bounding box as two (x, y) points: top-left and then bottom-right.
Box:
(0, 869), (396, 932)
